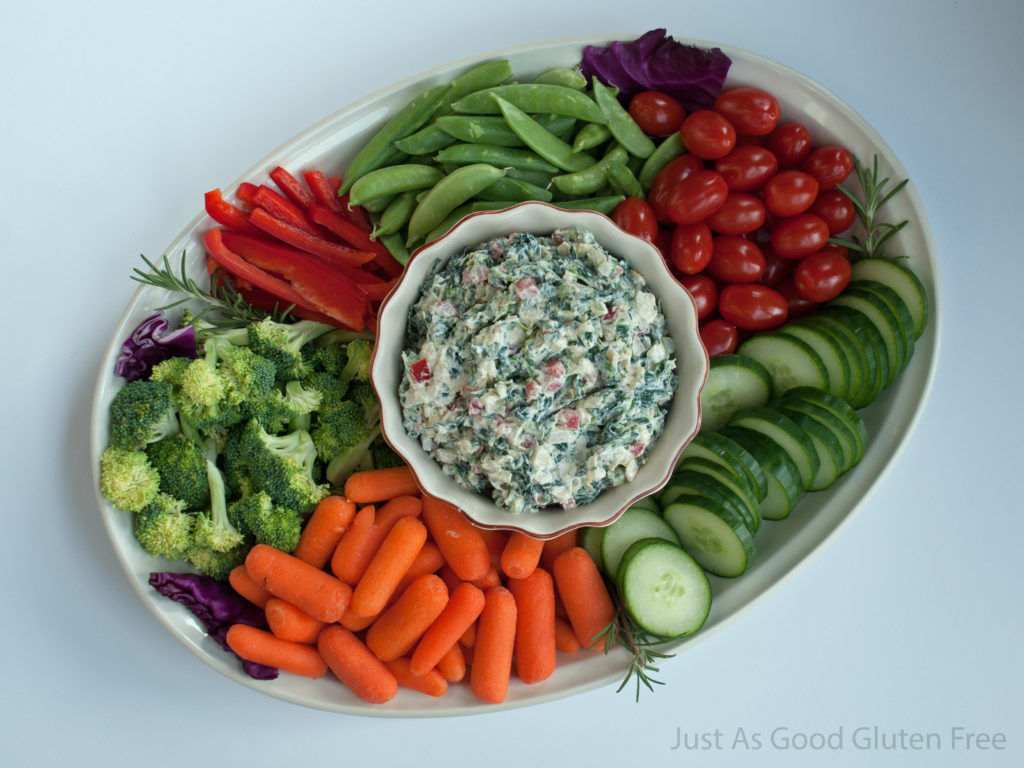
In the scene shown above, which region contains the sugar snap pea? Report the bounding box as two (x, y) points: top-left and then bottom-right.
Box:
(551, 144), (629, 196)
(475, 175), (553, 203)
(492, 95), (595, 173)
(553, 195), (625, 214)
(374, 190), (419, 237)
(591, 78), (656, 159)
(392, 122), (456, 155)
(455, 83), (605, 123)
(605, 160), (645, 199)
(435, 143), (561, 174)
(376, 230), (410, 266)
(532, 67), (587, 90)
(341, 82), (453, 193)
(406, 163), (506, 246)
(637, 132), (685, 192)
(435, 113), (576, 148)
(424, 202), (475, 243)
(347, 163), (446, 207)
(449, 59), (515, 101)
(572, 122), (612, 152)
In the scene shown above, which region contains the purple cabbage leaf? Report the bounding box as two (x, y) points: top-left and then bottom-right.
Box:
(114, 311), (196, 382)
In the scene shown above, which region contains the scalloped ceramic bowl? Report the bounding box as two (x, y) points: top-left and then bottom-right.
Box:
(372, 202), (709, 539)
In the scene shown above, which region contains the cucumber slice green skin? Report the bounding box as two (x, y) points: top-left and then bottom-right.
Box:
(814, 307), (888, 408)
(847, 279), (917, 371)
(828, 289), (905, 388)
(774, 322), (851, 402)
(578, 526), (606, 573)
(683, 431), (768, 502)
(676, 457), (762, 533)
(849, 257), (929, 339)
(663, 469), (760, 534)
(736, 332), (829, 398)
(617, 538), (712, 639)
(769, 406), (842, 491)
(775, 399), (859, 475)
(726, 406), (820, 492)
(788, 315), (866, 409)
(721, 426), (803, 521)
(782, 386), (868, 460)
(628, 495), (661, 513)
(663, 494), (756, 578)
(699, 354), (774, 433)
(678, 442), (759, 503)
(600, 506), (680, 580)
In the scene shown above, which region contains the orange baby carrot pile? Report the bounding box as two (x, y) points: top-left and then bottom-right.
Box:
(221, 470), (624, 706)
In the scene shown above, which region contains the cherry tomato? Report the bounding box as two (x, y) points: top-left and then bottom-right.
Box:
(718, 284), (789, 331)
(793, 250), (852, 302)
(762, 170), (820, 216)
(679, 110), (737, 160)
(800, 146), (854, 189)
(648, 154), (705, 223)
(678, 274), (718, 320)
(708, 236), (766, 283)
(611, 197), (659, 243)
(715, 145), (779, 191)
(665, 169), (729, 226)
(700, 319), (739, 356)
(713, 87), (781, 136)
(809, 188), (856, 234)
(819, 241), (851, 259)
(770, 212), (831, 259)
(775, 276), (819, 318)
(706, 192), (766, 235)
(670, 221), (714, 274)
(628, 91), (686, 136)
(757, 242), (794, 288)
(765, 122), (813, 168)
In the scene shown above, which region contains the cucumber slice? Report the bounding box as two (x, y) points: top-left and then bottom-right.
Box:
(828, 288), (906, 387)
(679, 436), (760, 501)
(769, 405), (842, 490)
(676, 457), (762, 533)
(600, 506), (680, 580)
(850, 257), (929, 338)
(578, 526), (606, 572)
(814, 306), (888, 407)
(663, 494), (756, 578)
(779, 386), (868, 464)
(790, 314), (867, 408)
(721, 426), (803, 521)
(699, 354), (773, 432)
(775, 322), (851, 401)
(847, 279), (917, 371)
(726, 406), (820, 492)
(628, 495), (661, 513)
(617, 538), (712, 638)
(775, 398), (859, 475)
(736, 332), (829, 397)
(664, 469), (759, 534)
(687, 431), (769, 503)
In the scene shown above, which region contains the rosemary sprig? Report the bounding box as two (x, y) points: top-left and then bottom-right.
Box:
(595, 598), (675, 701)
(831, 154), (910, 258)
(131, 251), (294, 328)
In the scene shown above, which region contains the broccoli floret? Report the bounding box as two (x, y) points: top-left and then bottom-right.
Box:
(239, 419), (330, 514)
(305, 341), (347, 376)
(134, 493), (195, 560)
(185, 541), (248, 581)
(108, 379), (179, 450)
(149, 356), (191, 388)
(311, 400), (373, 462)
(247, 317), (335, 381)
(228, 491), (302, 553)
(100, 446), (161, 513)
(371, 435), (405, 470)
(145, 432), (210, 510)
(190, 438), (245, 555)
(338, 338), (374, 391)
(183, 311), (251, 347)
(219, 422), (252, 498)
(324, 424), (382, 487)
(204, 337), (277, 410)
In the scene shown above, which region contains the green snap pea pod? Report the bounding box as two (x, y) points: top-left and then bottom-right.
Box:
(423, 202), (475, 243)
(360, 193), (395, 214)
(456, 84), (605, 123)
(605, 161), (645, 199)
(552, 195), (625, 215)
(377, 230), (410, 266)
(434, 143), (561, 174)
(392, 122), (456, 155)
(505, 167), (555, 188)
(532, 67), (587, 90)
(448, 59), (515, 101)
(374, 190), (419, 237)
(347, 163), (446, 207)
(492, 95), (595, 173)
(341, 82), (453, 193)
(591, 78), (656, 159)
(637, 132), (686, 192)
(434, 113), (576, 148)
(475, 175), (554, 203)
(572, 122), (612, 152)
(406, 163), (507, 246)
(550, 144), (629, 196)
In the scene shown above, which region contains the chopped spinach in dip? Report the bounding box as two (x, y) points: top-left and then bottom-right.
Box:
(399, 227), (676, 514)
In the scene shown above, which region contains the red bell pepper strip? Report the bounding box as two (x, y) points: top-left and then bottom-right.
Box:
(203, 228), (366, 331)
(269, 165), (315, 210)
(309, 204), (404, 278)
(204, 189), (261, 235)
(236, 182), (260, 207)
(248, 207), (375, 268)
(327, 172), (374, 231)
(252, 184), (324, 237)
(302, 169), (347, 216)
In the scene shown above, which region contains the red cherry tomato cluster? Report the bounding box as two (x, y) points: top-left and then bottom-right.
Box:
(614, 86), (857, 356)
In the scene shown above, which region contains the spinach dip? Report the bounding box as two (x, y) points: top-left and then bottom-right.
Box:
(399, 227), (676, 514)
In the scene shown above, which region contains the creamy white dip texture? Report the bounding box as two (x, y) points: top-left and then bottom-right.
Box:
(399, 227), (676, 513)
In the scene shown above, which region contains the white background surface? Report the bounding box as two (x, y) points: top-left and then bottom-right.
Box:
(4, 1), (1022, 766)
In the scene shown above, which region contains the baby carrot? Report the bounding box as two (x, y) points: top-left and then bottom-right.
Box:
(245, 543), (352, 624)
(373, 494), (423, 530)
(552, 547), (615, 650)
(554, 617), (581, 653)
(385, 657), (449, 698)
(470, 586), (518, 704)
(390, 542), (445, 604)
(318, 624), (398, 704)
(265, 598), (326, 644)
(351, 516), (428, 617)
(477, 528), (510, 571)
(436, 642), (467, 683)
(366, 573), (449, 662)
(460, 620), (477, 648)
(540, 529), (579, 572)
(225, 624), (327, 678)
(344, 465), (420, 503)
(421, 496), (490, 582)
(292, 495), (356, 569)
(339, 606), (378, 632)
(508, 569), (557, 684)
(500, 531), (545, 580)
(229, 564), (272, 609)
(332, 496), (422, 585)
(409, 582), (486, 676)
(471, 566), (503, 590)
